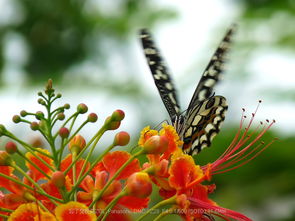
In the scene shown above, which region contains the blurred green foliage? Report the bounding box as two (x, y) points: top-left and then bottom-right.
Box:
(239, 0), (295, 48)
(0, 0), (176, 82)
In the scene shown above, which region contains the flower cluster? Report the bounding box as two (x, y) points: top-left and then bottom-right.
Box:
(0, 80), (275, 221)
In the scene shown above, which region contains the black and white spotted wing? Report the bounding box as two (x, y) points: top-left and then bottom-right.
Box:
(140, 25), (235, 155)
(187, 24), (236, 111)
(182, 96), (228, 155)
(140, 29), (180, 120)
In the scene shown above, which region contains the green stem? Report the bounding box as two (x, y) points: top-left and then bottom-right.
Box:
(135, 196), (176, 221)
(99, 189), (127, 221)
(57, 138), (66, 169)
(0, 214), (9, 219)
(63, 126), (107, 175)
(7, 133), (53, 159)
(0, 207), (13, 213)
(89, 149), (144, 208)
(14, 139), (55, 171)
(68, 142), (115, 198)
(0, 173), (63, 203)
(72, 151), (77, 201)
(76, 127), (106, 183)
(153, 208), (173, 221)
(69, 114), (78, 132)
(13, 164), (59, 206)
(53, 113), (79, 139)
(16, 150), (51, 180)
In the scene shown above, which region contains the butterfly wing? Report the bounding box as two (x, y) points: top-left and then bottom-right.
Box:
(182, 96), (228, 155)
(140, 29), (181, 121)
(187, 24), (236, 111)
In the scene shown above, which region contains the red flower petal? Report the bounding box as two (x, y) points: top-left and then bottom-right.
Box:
(118, 195), (149, 211)
(169, 155), (204, 190)
(60, 154), (90, 185)
(91, 162), (106, 177)
(102, 151), (140, 180)
(25, 149), (53, 181)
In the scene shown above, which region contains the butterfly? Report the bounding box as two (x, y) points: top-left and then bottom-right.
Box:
(140, 25), (236, 155)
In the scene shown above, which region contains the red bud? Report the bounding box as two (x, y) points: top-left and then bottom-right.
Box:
(114, 131), (130, 146)
(126, 172), (152, 198)
(143, 135), (169, 154)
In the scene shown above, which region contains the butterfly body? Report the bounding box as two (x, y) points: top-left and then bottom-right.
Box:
(140, 25), (235, 155)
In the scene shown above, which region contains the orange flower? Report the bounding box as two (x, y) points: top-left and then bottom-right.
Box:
(0, 166), (33, 210)
(60, 154), (90, 185)
(141, 125), (182, 194)
(166, 152), (252, 220)
(8, 203), (56, 221)
(77, 151), (147, 220)
(25, 148), (53, 181)
(55, 202), (96, 221)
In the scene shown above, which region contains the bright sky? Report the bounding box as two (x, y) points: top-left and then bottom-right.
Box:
(0, 0), (295, 138)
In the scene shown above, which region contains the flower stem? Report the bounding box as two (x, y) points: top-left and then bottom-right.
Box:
(0, 172), (63, 203)
(98, 189), (127, 221)
(63, 126), (107, 176)
(13, 164), (59, 206)
(68, 143), (115, 198)
(89, 149), (144, 208)
(153, 208), (173, 221)
(16, 150), (51, 180)
(136, 196), (176, 221)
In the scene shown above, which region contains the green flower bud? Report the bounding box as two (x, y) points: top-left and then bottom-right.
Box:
(12, 115), (21, 123)
(20, 110), (28, 117)
(77, 103), (88, 114)
(30, 122), (39, 131)
(0, 124), (6, 136)
(57, 113), (65, 120)
(111, 109), (125, 121)
(64, 103), (70, 109)
(87, 113), (98, 122)
(35, 111), (44, 120)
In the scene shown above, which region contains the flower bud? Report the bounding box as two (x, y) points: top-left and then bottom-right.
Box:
(143, 135), (169, 154)
(113, 131), (130, 146)
(0, 151), (13, 166)
(77, 103), (88, 114)
(57, 113), (65, 120)
(0, 124), (6, 136)
(5, 142), (18, 154)
(12, 115), (21, 123)
(20, 110), (28, 117)
(30, 122), (39, 131)
(87, 113), (98, 123)
(56, 93), (62, 98)
(69, 135), (86, 153)
(111, 110), (125, 121)
(35, 111), (44, 120)
(51, 171), (66, 188)
(59, 127), (70, 139)
(45, 79), (54, 95)
(64, 103), (70, 109)
(104, 116), (121, 130)
(126, 172), (152, 198)
(38, 98), (46, 105)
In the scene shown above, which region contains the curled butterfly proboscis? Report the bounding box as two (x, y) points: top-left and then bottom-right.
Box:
(140, 25), (236, 155)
